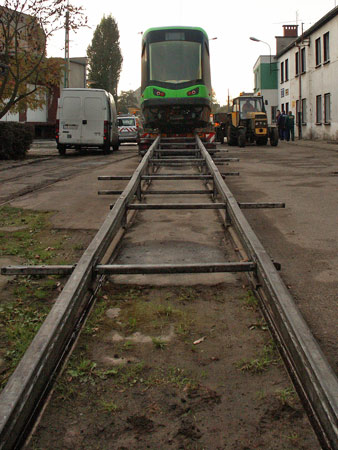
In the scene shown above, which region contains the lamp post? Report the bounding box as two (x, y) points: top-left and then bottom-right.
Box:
(250, 37), (274, 125)
(249, 37), (272, 72)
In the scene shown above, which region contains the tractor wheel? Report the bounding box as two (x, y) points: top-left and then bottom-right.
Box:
(270, 128), (279, 146)
(227, 126), (237, 146)
(238, 131), (246, 148)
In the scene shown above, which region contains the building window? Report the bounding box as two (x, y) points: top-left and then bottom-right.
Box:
(316, 95), (322, 123)
(301, 47), (306, 72)
(324, 93), (331, 123)
(280, 61), (284, 83)
(285, 58), (289, 81)
(296, 100), (300, 124)
(281, 103), (284, 113)
(295, 51), (299, 75)
(302, 98), (307, 123)
(285, 102), (289, 114)
(315, 38), (321, 66)
(323, 32), (330, 62)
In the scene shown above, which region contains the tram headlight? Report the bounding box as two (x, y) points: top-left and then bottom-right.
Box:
(187, 87), (199, 96)
(153, 89), (165, 97)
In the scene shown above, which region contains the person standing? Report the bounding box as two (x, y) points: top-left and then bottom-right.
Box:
(285, 111), (295, 141)
(277, 110), (286, 140)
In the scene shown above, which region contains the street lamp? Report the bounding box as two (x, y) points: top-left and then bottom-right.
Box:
(249, 36), (272, 72)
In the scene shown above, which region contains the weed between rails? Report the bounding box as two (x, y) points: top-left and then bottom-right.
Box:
(236, 341), (281, 373)
(56, 352), (197, 400)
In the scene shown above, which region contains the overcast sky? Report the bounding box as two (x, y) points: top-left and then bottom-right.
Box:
(48, 0), (337, 105)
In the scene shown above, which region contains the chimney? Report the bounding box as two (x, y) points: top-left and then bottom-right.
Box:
(276, 25), (299, 55)
(283, 25), (298, 37)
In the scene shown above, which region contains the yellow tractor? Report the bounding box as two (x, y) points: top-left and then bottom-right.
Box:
(226, 95), (278, 147)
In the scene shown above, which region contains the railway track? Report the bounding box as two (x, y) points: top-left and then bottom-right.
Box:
(0, 135), (337, 449)
(0, 150), (137, 206)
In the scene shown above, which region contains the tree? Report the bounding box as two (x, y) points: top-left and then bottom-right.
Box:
(0, 0), (87, 119)
(87, 15), (123, 100)
(117, 90), (139, 114)
(211, 88), (221, 113)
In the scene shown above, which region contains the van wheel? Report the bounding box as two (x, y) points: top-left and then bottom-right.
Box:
(58, 145), (66, 156)
(103, 143), (111, 154)
(113, 143), (119, 151)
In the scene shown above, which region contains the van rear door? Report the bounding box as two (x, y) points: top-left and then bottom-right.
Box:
(83, 96), (104, 145)
(59, 96), (82, 144)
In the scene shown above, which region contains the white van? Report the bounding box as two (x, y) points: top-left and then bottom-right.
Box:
(56, 88), (119, 155)
(117, 115), (140, 144)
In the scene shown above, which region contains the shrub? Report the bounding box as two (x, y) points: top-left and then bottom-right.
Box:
(0, 122), (34, 160)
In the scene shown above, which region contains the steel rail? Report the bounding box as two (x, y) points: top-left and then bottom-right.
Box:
(195, 134), (338, 449)
(0, 138), (160, 450)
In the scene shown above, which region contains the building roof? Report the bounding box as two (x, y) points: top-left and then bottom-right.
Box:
(277, 5), (338, 57)
(70, 57), (87, 66)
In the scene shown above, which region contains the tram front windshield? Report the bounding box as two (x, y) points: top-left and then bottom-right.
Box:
(149, 41), (202, 84)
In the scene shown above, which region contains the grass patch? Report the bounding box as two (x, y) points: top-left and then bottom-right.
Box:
(11, 276), (59, 302)
(276, 386), (297, 406)
(0, 206), (93, 393)
(93, 285), (197, 341)
(57, 348), (197, 399)
(241, 290), (259, 310)
(99, 399), (119, 413)
(0, 205), (66, 263)
(152, 337), (167, 350)
(0, 298), (50, 389)
(236, 341), (280, 374)
(83, 294), (110, 337)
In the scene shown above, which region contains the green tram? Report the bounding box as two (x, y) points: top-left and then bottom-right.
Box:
(140, 26), (212, 132)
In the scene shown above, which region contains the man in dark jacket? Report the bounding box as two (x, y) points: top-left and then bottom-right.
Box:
(285, 111), (295, 141)
(277, 111), (286, 140)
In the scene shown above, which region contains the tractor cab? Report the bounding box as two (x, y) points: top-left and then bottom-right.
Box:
(233, 96), (266, 119)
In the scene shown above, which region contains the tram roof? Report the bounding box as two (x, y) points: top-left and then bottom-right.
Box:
(142, 26), (209, 42)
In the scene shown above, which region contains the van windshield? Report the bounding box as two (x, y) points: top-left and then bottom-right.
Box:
(118, 118), (136, 126)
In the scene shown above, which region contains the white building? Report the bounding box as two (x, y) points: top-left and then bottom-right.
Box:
(277, 6), (338, 140)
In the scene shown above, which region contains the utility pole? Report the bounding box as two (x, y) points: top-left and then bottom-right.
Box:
(64, 6), (70, 88)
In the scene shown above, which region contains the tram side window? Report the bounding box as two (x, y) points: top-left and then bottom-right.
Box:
(141, 43), (147, 88)
(203, 42), (211, 87)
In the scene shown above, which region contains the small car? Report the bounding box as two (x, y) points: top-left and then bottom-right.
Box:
(117, 115), (140, 144)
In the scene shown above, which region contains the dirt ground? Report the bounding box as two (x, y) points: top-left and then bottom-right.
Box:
(0, 142), (328, 449)
(27, 282), (319, 450)
(22, 161), (319, 449)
